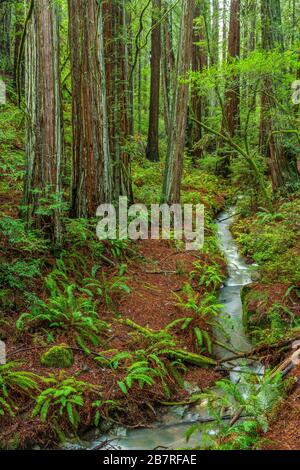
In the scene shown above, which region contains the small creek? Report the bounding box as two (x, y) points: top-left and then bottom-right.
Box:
(66, 208), (262, 451)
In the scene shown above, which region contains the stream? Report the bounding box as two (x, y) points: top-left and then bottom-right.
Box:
(66, 208), (262, 451)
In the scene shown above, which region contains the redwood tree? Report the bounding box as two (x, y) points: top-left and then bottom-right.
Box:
(68, 0), (112, 218)
(103, 0), (133, 200)
(146, 0), (161, 162)
(190, 1), (208, 162)
(161, 0), (175, 137)
(0, 1), (13, 72)
(222, 0), (241, 138)
(162, 0), (195, 204)
(24, 0), (63, 245)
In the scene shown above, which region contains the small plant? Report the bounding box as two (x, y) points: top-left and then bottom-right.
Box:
(0, 362), (39, 417)
(190, 260), (224, 290)
(17, 284), (110, 351)
(174, 283), (223, 319)
(187, 369), (284, 450)
(80, 266), (131, 312)
(0, 216), (48, 253)
(92, 398), (120, 427)
(32, 376), (98, 430)
(117, 360), (163, 395)
(0, 259), (42, 290)
(95, 341), (183, 398)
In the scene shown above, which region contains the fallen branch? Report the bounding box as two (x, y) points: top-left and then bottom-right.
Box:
(219, 335), (299, 364)
(120, 318), (216, 367)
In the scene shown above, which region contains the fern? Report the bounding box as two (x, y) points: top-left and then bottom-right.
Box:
(0, 362), (39, 417)
(32, 377), (98, 430)
(17, 284), (110, 350)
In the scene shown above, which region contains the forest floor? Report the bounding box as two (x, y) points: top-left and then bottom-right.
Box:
(0, 235), (222, 448)
(263, 364), (300, 450)
(1, 98), (300, 450)
(0, 102), (227, 448)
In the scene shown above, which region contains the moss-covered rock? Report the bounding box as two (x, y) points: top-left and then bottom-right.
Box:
(41, 345), (74, 368)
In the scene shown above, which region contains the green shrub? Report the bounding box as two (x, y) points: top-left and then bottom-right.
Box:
(0, 362), (39, 417)
(32, 377), (98, 430)
(17, 284), (110, 351)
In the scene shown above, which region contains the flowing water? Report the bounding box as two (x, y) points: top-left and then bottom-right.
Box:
(66, 208), (261, 451)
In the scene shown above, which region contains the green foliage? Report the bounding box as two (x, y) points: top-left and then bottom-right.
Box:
(190, 260), (225, 290)
(16, 284), (110, 350)
(0, 259), (41, 290)
(117, 361), (157, 394)
(174, 283), (223, 319)
(0, 216), (48, 253)
(92, 398), (120, 427)
(32, 376), (98, 430)
(187, 369), (284, 450)
(81, 268), (131, 312)
(96, 338), (185, 399)
(233, 199), (300, 284)
(0, 362), (39, 417)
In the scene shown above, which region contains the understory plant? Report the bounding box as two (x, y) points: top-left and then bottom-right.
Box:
(173, 283), (223, 353)
(95, 339), (185, 399)
(16, 284), (110, 350)
(32, 376), (99, 430)
(187, 369), (284, 450)
(0, 362), (39, 417)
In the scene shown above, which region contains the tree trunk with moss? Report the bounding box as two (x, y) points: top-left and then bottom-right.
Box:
(162, 0), (195, 204)
(146, 0), (161, 162)
(0, 1), (13, 72)
(68, 0), (112, 217)
(103, 0), (133, 200)
(24, 0), (63, 246)
(189, 2), (208, 163)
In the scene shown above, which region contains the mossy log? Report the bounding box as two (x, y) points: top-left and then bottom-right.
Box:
(120, 318), (160, 337)
(120, 318), (217, 367)
(162, 348), (216, 367)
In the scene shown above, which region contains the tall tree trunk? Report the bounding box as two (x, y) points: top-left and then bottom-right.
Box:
(222, 0), (240, 138)
(68, 0), (112, 218)
(259, 0), (297, 191)
(146, 0), (161, 162)
(190, 2), (208, 163)
(13, 1), (25, 90)
(162, 0), (195, 204)
(0, 1), (13, 72)
(103, 0), (133, 200)
(211, 0), (219, 65)
(24, 0), (63, 246)
(161, 1), (175, 138)
(222, 0), (228, 63)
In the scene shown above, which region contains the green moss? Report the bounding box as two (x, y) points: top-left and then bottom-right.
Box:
(41, 345), (74, 368)
(232, 199), (300, 284)
(241, 285), (269, 331)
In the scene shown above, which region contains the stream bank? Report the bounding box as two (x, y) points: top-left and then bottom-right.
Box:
(65, 207), (261, 450)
